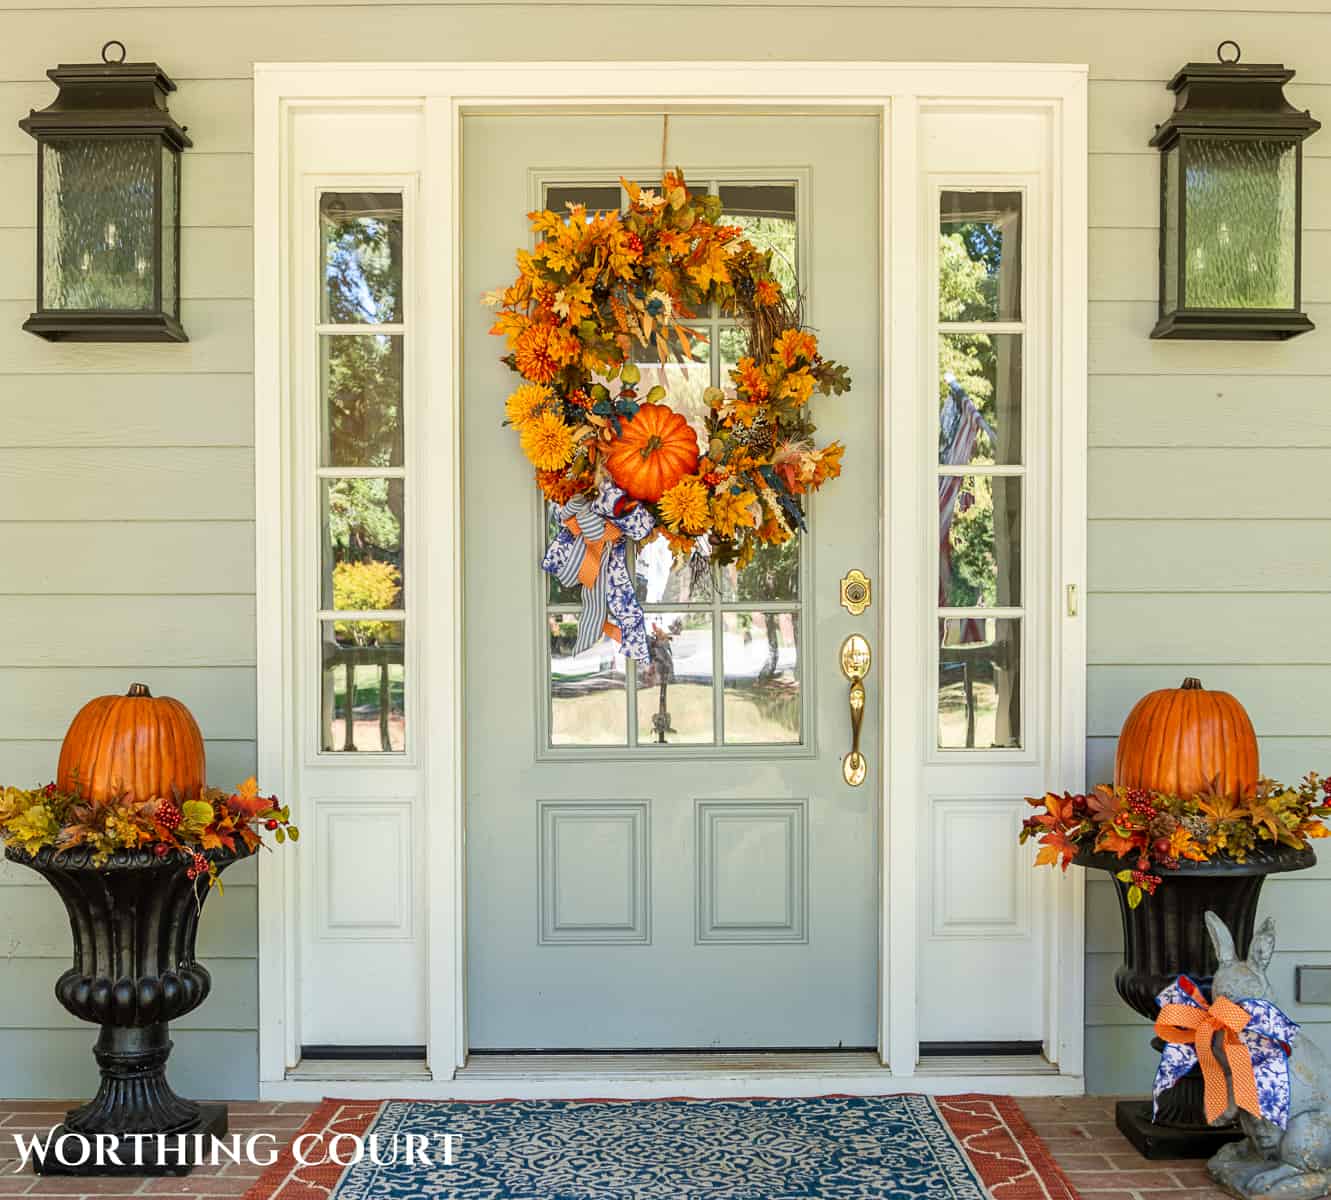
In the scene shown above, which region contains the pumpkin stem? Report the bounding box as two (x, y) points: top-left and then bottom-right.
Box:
(640, 434), (663, 461)
(1180, 677), (1203, 691)
(127, 682), (152, 697)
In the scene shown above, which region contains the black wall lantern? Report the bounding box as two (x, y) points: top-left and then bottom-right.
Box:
(19, 42), (190, 342)
(1151, 41), (1320, 340)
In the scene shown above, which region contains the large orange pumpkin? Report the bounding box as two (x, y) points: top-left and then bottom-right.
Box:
(1114, 677), (1258, 801)
(57, 683), (206, 803)
(604, 403), (700, 503)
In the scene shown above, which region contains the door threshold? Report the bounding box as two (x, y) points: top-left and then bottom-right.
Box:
(287, 1057), (432, 1082)
(460, 1050), (886, 1078)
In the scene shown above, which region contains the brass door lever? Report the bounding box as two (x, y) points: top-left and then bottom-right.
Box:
(840, 634), (871, 787)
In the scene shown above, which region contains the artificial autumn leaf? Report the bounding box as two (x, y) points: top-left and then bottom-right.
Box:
(1096, 826), (1139, 858)
(1087, 785), (1126, 823)
(1035, 827), (1080, 871)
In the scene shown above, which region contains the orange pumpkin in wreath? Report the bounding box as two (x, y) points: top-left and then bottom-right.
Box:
(604, 403), (700, 503)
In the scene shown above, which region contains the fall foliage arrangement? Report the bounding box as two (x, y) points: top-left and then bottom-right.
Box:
(0, 684), (295, 889)
(1020, 678), (1330, 906)
(485, 172), (851, 573)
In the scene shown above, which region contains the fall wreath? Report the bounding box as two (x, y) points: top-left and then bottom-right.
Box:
(484, 172), (851, 664)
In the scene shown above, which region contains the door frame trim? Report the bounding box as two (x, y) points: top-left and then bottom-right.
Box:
(254, 60), (1088, 1091)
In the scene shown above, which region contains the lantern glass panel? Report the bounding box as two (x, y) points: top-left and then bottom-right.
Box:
(161, 146), (179, 318)
(1163, 145), (1179, 314)
(41, 136), (157, 311)
(1184, 137), (1298, 310)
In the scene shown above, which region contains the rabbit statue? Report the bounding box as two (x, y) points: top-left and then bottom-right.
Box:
(1202, 910), (1331, 1200)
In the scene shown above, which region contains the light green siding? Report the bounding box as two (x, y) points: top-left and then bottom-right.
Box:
(0, 0), (1328, 1097)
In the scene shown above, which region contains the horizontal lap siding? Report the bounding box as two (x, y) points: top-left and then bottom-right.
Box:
(0, 1), (1327, 1100)
(0, 18), (260, 1104)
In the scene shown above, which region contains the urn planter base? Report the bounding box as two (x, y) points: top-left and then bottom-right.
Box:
(35, 1105), (228, 1177)
(1115, 1099), (1243, 1161)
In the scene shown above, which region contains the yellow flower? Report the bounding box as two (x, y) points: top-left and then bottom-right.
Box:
(658, 477), (710, 534)
(710, 489), (758, 538)
(505, 384), (552, 429)
(520, 412), (576, 471)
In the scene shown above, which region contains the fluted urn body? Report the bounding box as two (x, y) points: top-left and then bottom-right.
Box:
(4, 845), (245, 1171)
(1077, 843), (1314, 1159)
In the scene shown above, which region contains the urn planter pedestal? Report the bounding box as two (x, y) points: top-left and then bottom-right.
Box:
(1077, 844), (1315, 1160)
(5, 844), (246, 1176)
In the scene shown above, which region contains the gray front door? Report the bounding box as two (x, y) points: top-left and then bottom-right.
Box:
(462, 113), (881, 1049)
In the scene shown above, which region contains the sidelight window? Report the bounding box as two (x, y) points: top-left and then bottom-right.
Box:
(315, 191), (407, 754)
(935, 189), (1025, 750)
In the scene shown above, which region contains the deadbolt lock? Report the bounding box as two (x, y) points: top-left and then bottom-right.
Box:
(840, 569), (872, 616)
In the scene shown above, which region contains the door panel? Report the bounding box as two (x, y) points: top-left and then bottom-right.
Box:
(462, 114), (881, 1049)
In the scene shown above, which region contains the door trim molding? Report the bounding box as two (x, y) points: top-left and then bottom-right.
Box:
(254, 60), (1088, 1091)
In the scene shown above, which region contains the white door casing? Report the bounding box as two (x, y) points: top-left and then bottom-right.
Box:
(253, 62), (1088, 1095)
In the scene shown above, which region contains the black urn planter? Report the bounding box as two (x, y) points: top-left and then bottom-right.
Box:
(1077, 842), (1315, 1160)
(5, 843), (248, 1176)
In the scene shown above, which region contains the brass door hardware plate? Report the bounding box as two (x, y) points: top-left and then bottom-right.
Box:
(840, 569), (871, 616)
(840, 634), (871, 786)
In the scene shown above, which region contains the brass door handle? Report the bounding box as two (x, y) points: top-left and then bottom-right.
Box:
(840, 634), (871, 787)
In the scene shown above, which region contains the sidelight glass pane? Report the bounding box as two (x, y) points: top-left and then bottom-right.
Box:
(320, 191), (403, 324)
(938, 618), (1022, 750)
(41, 137), (156, 311)
(939, 190), (1022, 322)
(1184, 138), (1298, 310)
(543, 183), (622, 217)
(549, 613), (627, 746)
(720, 183), (798, 296)
(634, 533), (714, 605)
(939, 474), (1022, 608)
(635, 613), (715, 745)
(320, 334), (404, 467)
(717, 537), (800, 603)
(723, 611), (801, 744)
(939, 333), (1022, 466)
(321, 477), (404, 610)
(320, 619), (405, 753)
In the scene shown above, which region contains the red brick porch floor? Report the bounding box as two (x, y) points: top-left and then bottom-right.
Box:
(0, 1096), (1248, 1199)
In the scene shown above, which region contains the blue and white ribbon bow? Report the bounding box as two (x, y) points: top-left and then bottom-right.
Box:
(1153, 975), (1299, 1128)
(542, 482), (655, 666)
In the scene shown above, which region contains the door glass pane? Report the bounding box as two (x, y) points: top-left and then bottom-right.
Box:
(1184, 138), (1298, 309)
(938, 617), (1021, 749)
(717, 537), (800, 602)
(719, 183), (798, 296)
(939, 333), (1022, 466)
(321, 619), (405, 753)
(321, 478), (404, 610)
(320, 192), (403, 324)
(549, 614), (627, 746)
(320, 334), (404, 467)
(939, 190), (1022, 322)
(635, 534), (714, 604)
(543, 183), (623, 217)
(634, 358), (712, 441)
(939, 474), (1022, 608)
(636, 613), (715, 745)
(723, 611), (800, 744)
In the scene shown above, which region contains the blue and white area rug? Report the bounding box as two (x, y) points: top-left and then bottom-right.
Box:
(248, 1094), (1077, 1199)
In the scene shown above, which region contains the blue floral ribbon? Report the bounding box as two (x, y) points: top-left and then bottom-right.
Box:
(542, 482), (654, 666)
(1153, 975), (1299, 1128)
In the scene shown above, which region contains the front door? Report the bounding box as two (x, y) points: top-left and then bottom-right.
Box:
(462, 114), (882, 1050)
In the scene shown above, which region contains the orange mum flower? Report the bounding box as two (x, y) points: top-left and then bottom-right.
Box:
(514, 324), (561, 384)
(536, 468), (593, 505)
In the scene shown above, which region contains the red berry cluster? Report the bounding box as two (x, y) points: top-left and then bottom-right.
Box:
(1131, 869), (1163, 894)
(185, 851), (209, 881)
(1126, 790), (1156, 820)
(156, 799), (182, 831)
(623, 232), (644, 255)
